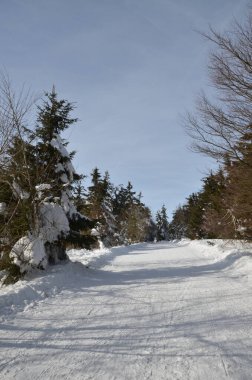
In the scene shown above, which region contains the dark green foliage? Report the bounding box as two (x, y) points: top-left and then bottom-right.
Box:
(185, 193), (204, 239)
(113, 182), (152, 244)
(0, 251), (22, 285)
(156, 205), (169, 241)
(67, 213), (97, 249)
(81, 171), (154, 246)
(0, 89), (98, 283)
(32, 89), (97, 252)
(170, 161), (252, 240)
(36, 88), (77, 140)
(169, 205), (188, 240)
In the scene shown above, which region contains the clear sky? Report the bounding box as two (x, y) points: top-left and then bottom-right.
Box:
(0, 0), (249, 217)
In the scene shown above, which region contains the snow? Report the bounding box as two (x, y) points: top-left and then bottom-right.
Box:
(0, 202), (6, 214)
(12, 181), (29, 200)
(55, 163), (73, 183)
(55, 163), (65, 173)
(9, 235), (47, 273)
(0, 240), (252, 379)
(50, 135), (69, 158)
(39, 202), (70, 242)
(35, 184), (51, 192)
(60, 172), (68, 183)
(51, 135), (75, 181)
(65, 160), (75, 181)
(35, 183), (52, 200)
(91, 228), (100, 236)
(61, 190), (77, 217)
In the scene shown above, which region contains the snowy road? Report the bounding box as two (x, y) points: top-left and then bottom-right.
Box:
(0, 241), (252, 379)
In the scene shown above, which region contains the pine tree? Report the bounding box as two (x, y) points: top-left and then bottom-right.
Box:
(100, 171), (117, 246)
(169, 205), (188, 240)
(30, 89), (96, 262)
(0, 132), (42, 283)
(200, 170), (229, 238)
(156, 205), (169, 241)
(222, 132), (252, 239)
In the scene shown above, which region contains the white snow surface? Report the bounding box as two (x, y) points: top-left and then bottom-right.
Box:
(0, 239), (252, 379)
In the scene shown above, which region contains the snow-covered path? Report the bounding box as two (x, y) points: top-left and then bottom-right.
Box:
(0, 241), (252, 379)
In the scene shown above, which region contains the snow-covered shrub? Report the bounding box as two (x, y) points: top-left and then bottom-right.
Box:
(10, 235), (47, 273)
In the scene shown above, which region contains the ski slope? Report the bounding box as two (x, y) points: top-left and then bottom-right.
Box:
(0, 240), (252, 379)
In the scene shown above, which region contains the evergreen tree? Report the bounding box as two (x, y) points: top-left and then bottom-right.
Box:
(113, 182), (153, 244)
(185, 193), (204, 239)
(31, 89), (96, 260)
(200, 170), (229, 238)
(0, 133), (41, 283)
(156, 205), (169, 241)
(1, 87), (97, 283)
(100, 171), (117, 246)
(113, 182), (135, 244)
(221, 132), (252, 239)
(84, 169), (117, 247)
(169, 205), (188, 240)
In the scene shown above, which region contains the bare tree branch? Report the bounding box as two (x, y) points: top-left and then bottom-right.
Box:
(186, 13), (252, 165)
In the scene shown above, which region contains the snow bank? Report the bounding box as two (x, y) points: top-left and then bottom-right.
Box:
(0, 247), (110, 317)
(188, 239), (252, 261)
(187, 239), (252, 281)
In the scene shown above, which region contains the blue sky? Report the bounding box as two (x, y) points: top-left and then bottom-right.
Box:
(0, 0), (249, 216)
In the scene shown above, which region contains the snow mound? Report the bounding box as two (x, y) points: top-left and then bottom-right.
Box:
(10, 236), (47, 273)
(0, 247), (110, 317)
(188, 239), (252, 280)
(189, 239), (252, 261)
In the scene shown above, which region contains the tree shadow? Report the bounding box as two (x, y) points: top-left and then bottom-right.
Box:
(75, 250), (252, 290)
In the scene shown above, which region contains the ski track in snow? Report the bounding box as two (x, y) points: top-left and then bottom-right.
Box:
(0, 240), (252, 379)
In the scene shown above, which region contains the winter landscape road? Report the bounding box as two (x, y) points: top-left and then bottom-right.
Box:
(0, 241), (252, 380)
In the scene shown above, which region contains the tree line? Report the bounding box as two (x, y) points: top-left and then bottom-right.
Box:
(2, 10), (250, 284)
(170, 12), (252, 241)
(0, 81), (169, 284)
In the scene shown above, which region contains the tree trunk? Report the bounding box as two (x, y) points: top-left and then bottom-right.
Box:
(45, 242), (67, 264)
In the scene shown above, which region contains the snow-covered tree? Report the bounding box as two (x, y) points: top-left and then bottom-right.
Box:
(85, 169), (117, 247)
(0, 88), (96, 283)
(31, 88), (96, 262)
(113, 182), (153, 244)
